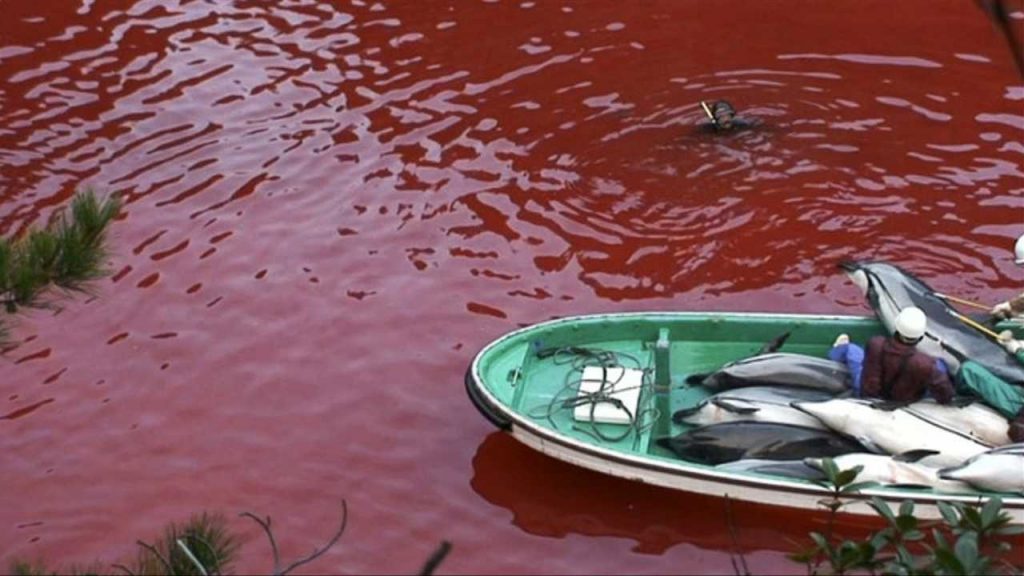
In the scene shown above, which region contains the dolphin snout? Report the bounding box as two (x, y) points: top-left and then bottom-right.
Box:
(802, 456), (825, 471)
(936, 465), (963, 481)
(790, 401), (811, 415)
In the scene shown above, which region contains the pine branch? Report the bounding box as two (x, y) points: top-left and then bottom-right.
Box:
(0, 190), (120, 337)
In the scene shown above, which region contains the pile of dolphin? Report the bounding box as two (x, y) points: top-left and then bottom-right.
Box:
(841, 260), (1024, 385)
(657, 261), (1024, 495)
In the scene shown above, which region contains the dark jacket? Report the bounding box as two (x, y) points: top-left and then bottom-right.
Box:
(861, 336), (955, 404)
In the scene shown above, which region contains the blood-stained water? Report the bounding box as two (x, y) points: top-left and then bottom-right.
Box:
(1, 1), (1022, 573)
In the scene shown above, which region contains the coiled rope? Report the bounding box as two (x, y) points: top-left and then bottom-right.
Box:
(526, 345), (659, 444)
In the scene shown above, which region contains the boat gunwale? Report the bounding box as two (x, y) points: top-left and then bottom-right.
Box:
(467, 311), (1024, 514)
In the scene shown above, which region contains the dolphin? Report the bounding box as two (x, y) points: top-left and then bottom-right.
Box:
(672, 386), (834, 429)
(840, 260), (1024, 386)
(792, 398), (991, 467)
(687, 353), (851, 394)
(901, 398), (1011, 447)
(937, 443), (1024, 494)
(804, 451), (973, 493)
(655, 421), (866, 465)
(715, 458), (825, 480)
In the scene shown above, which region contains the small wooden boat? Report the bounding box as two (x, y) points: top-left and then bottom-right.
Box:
(465, 311), (1024, 523)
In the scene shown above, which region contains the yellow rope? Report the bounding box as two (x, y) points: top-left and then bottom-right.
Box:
(934, 293), (991, 311)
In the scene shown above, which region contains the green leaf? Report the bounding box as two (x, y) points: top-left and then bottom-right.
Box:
(933, 547), (964, 575)
(895, 545), (916, 569)
(954, 532), (979, 571)
(901, 529), (924, 542)
(937, 501), (959, 526)
(869, 530), (891, 552)
(854, 541), (878, 569)
(979, 497), (1002, 531)
(870, 497), (897, 525)
(895, 514), (918, 534)
(898, 500), (915, 518)
(837, 542), (864, 569)
(961, 505), (982, 531)
(809, 531), (831, 552)
(834, 465), (863, 488)
(820, 457), (840, 482)
(839, 481), (879, 495)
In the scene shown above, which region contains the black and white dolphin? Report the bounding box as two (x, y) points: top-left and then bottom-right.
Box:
(938, 443), (1024, 494)
(840, 260), (1024, 386)
(803, 451), (973, 493)
(687, 353), (851, 394)
(672, 386), (835, 429)
(656, 421), (865, 465)
(715, 458), (825, 480)
(792, 398), (991, 467)
(901, 398), (1011, 447)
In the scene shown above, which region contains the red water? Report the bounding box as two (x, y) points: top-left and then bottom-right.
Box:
(2, 1), (1023, 574)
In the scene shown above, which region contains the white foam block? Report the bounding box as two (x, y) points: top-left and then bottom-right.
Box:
(573, 365), (643, 425)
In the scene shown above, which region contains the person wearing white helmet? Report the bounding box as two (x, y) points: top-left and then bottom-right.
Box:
(984, 232), (1024, 441)
(859, 306), (955, 404)
(991, 233), (1024, 323)
(948, 234), (1024, 441)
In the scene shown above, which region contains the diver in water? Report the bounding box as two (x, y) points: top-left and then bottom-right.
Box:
(699, 100), (753, 133)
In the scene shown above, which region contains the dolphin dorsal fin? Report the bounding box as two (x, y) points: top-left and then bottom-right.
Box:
(872, 400), (911, 412)
(893, 449), (940, 463)
(672, 405), (702, 423)
(888, 482), (932, 490)
(712, 398), (759, 415)
(756, 331), (791, 355)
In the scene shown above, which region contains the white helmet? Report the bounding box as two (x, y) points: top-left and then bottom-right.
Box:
(894, 307), (927, 341)
(1015, 233), (1024, 265)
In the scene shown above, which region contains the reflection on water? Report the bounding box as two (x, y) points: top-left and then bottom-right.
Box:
(1, 0), (1022, 573)
(470, 432), (874, 557)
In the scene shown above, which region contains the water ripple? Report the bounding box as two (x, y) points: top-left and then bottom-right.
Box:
(1, 1), (1022, 573)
